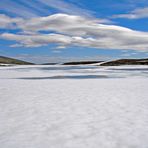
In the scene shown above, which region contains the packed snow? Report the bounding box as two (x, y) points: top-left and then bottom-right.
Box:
(0, 65), (148, 148)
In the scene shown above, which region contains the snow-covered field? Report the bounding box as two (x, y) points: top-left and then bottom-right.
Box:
(0, 65), (148, 148)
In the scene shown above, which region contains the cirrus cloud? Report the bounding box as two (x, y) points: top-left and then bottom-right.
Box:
(112, 7), (148, 19)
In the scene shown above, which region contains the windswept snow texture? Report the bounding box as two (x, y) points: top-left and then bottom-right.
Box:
(0, 65), (148, 148)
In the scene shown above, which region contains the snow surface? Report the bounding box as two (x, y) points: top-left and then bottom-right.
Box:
(0, 65), (148, 148)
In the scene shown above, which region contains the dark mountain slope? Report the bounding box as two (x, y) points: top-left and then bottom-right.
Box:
(63, 61), (103, 65)
(100, 58), (148, 66)
(0, 56), (34, 65)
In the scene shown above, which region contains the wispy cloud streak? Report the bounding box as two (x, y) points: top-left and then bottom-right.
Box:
(36, 0), (94, 17)
(16, 0), (52, 16)
(113, 7), (148, 19)
(0, 0), (40, 18)
(0, 0), (94, 18)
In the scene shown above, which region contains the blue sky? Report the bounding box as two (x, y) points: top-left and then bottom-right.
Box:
(0, 0), (148, 63)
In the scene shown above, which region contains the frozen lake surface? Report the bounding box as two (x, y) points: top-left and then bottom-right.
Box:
(0, 65), (148, 148)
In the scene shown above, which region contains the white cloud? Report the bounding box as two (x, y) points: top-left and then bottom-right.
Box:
(1, 33), (72, 47)
(16, 13), (112, 34)
(113, 7), (148, 19)
(0, 14), (22, 29)
(1, 13), (148, 51)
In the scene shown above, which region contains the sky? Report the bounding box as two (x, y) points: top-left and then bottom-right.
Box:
(0, 0), (148, 63)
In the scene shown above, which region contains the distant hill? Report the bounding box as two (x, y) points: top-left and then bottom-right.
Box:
(0, 56), (34, 65)
(42, 63), (57, 65)
(100, 58), (148, 66)
(63, 61), (103, 65)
